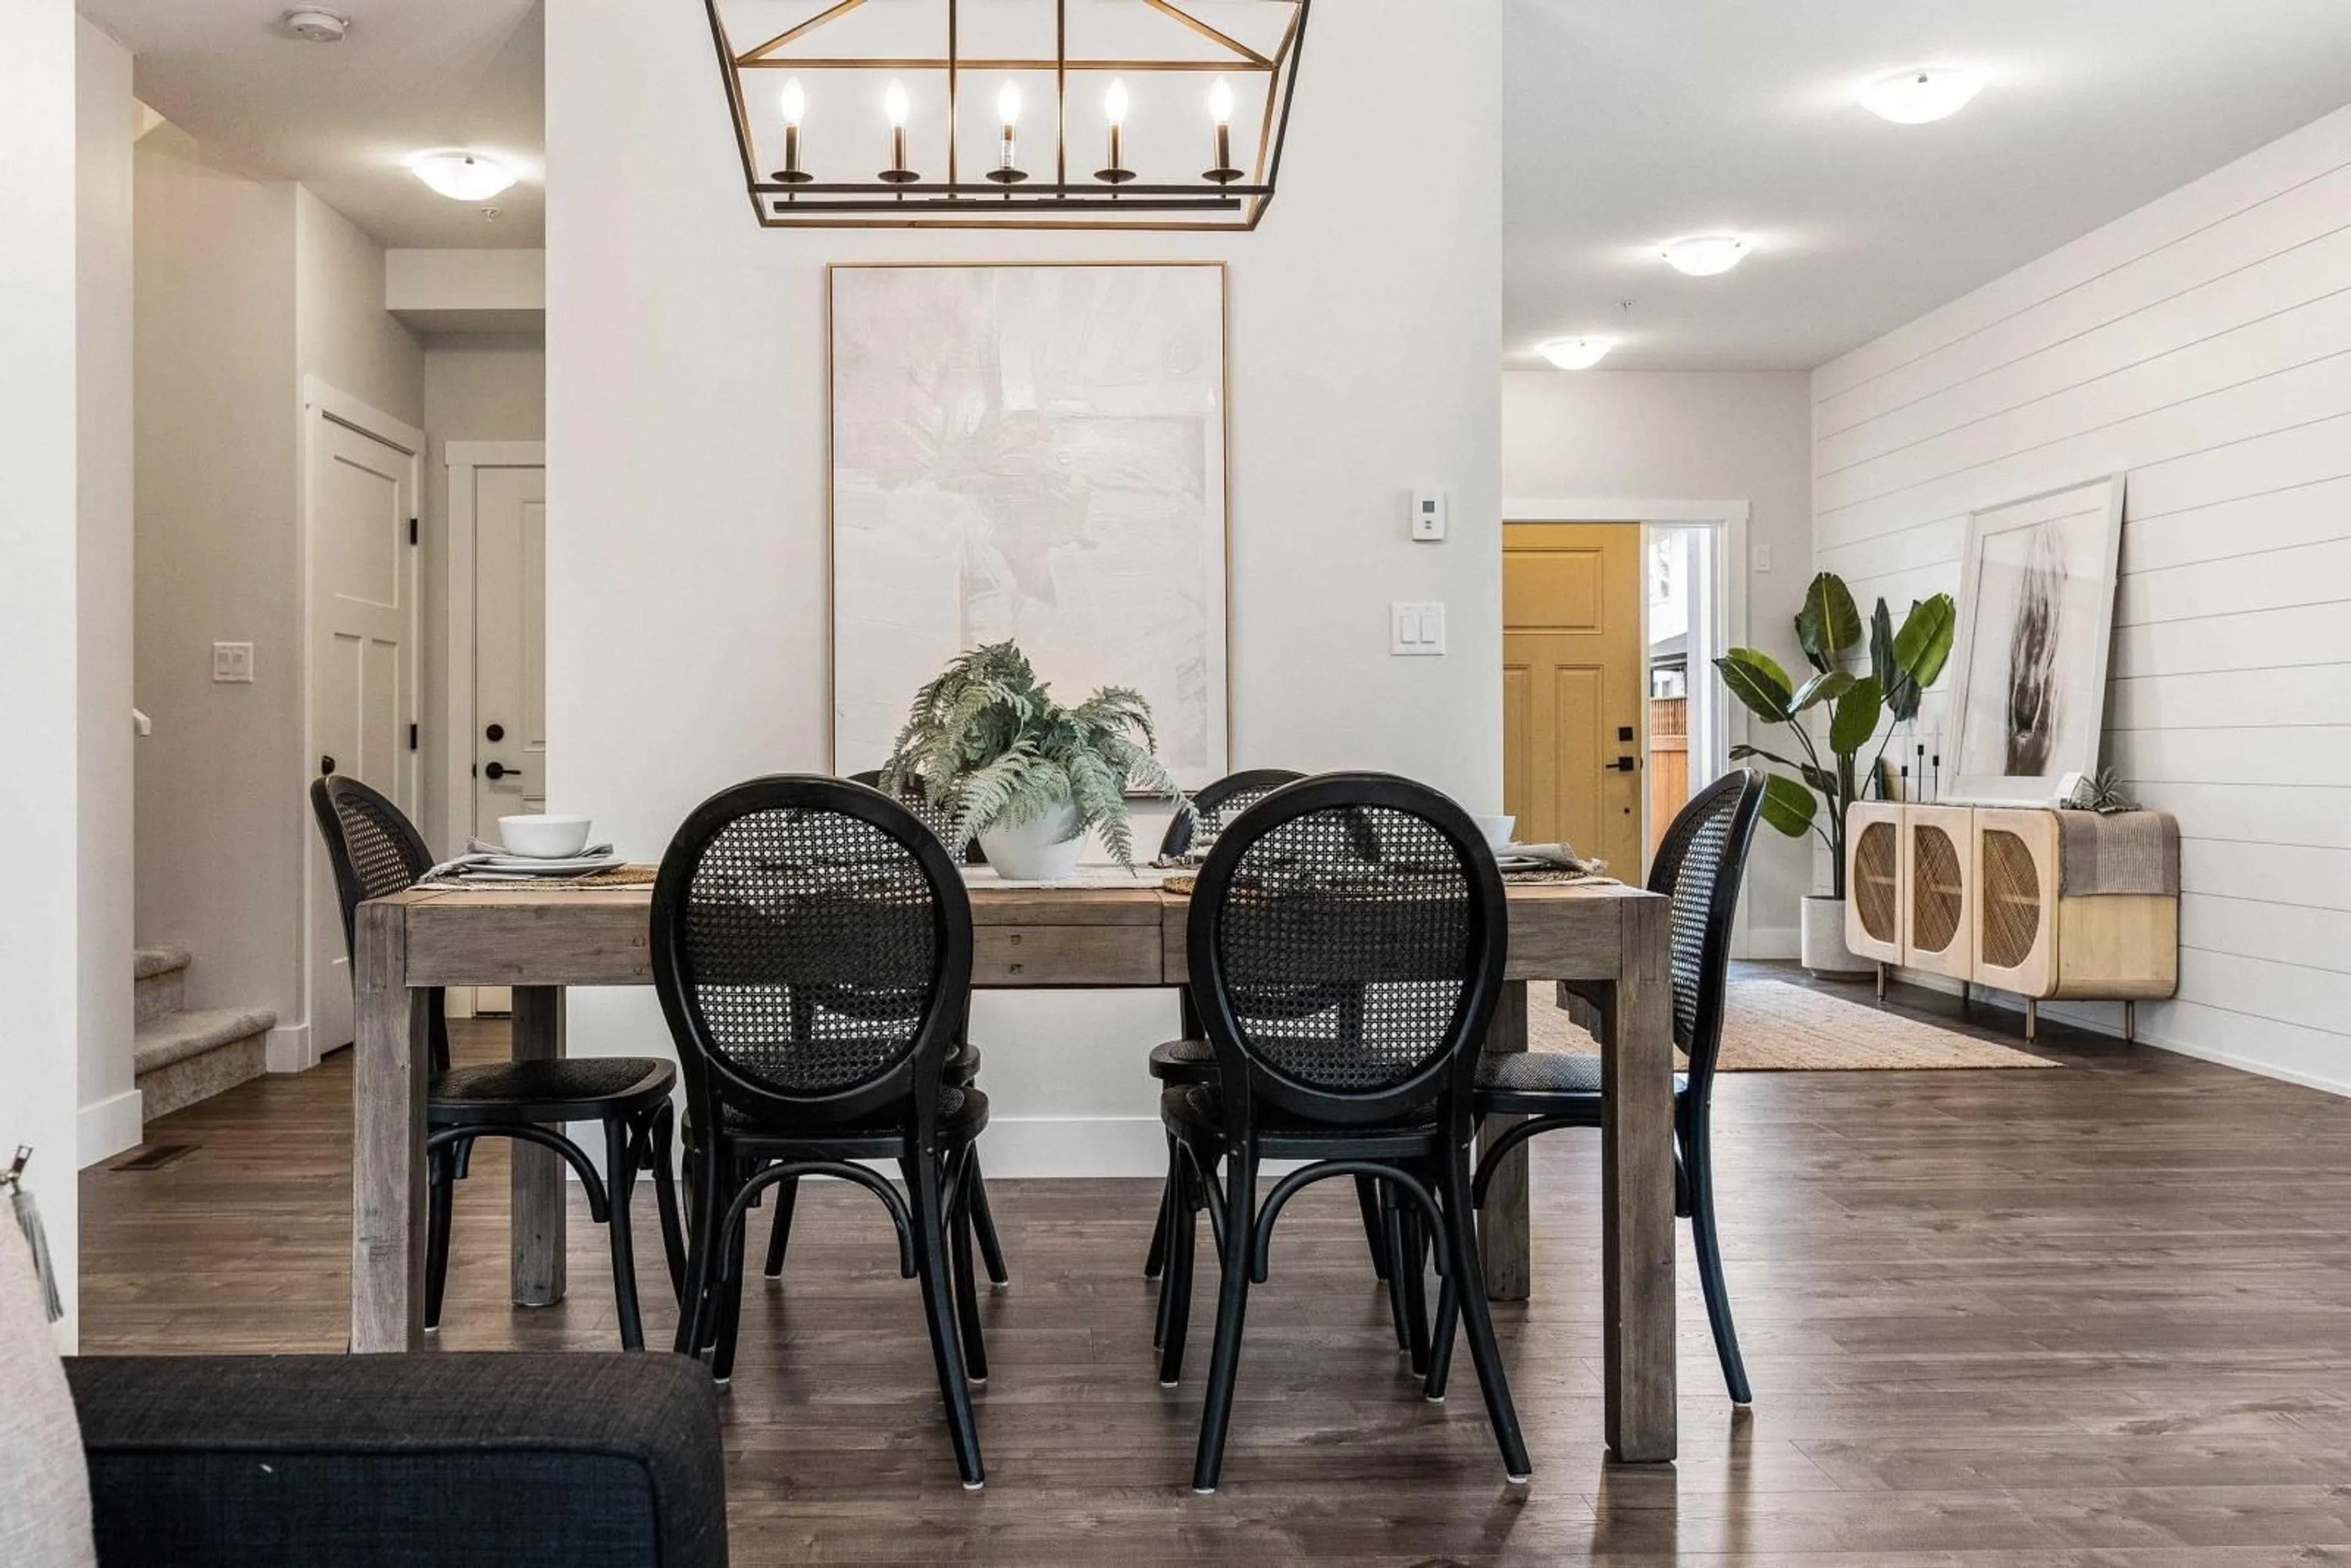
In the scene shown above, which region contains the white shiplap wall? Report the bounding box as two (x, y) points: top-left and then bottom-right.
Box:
(1812, 102), (2351, 1093)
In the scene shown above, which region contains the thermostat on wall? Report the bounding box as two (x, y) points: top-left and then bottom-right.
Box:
(1410, 489), (1447, 542)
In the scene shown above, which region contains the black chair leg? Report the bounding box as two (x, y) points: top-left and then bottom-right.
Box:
(760, 1174), (800, 1281)
(1439, 1142), (1531, 1483)
(1356, 1175), (1391, 1281)
(1190, 1146), (1258, 1494)
(964, 1149), (1011, 1290)
(1143, 1131), (1177, 1281)
(909, 1147), (985, 1490)
(673, 1136), (726, 1359)
(1379, 1182), (1412, 1354)
(602, 1116), (646, 1352)
(424, 1142), (455, 1332)
(1400, 1204), (1432, 1377)
(710, 1163), (751, 1382)
(647, 1104), (687, 1299)
(1685, 1125), (1752, 1404)
(1157, 1147), (1200, 1383)
(947, 1150), (991, 1384)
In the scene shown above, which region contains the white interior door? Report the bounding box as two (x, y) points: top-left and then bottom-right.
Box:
(307, 396), (421, 1057)
(468, 462), (547, 1015)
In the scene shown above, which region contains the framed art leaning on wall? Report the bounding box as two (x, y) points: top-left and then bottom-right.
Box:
(828, 260), (1231, 789)
(1944, 474), (2126, 807)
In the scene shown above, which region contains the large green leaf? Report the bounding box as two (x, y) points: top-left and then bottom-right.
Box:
(1892, 593), (1958, 691)
(1790, 669), (1857, 714)
(1757, 772), (1818, 838)
(1828, 675), (1883, 756)
(1796, 572), (1864, 673)
(1714, 649), (1793, 721)
(1870, 599), (1921, 722)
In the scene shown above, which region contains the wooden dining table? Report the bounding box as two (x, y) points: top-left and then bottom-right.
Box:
(350, 874), (1679, 1461)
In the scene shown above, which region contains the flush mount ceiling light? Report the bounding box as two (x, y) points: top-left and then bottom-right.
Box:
(279, 7), (348, 42)
(1540, 337), (1613, 370)
(406, 150), (518, 202)
(1861, 66), (1984, 124)
(702, 0), (1310, 230)
(1660, 235), (1750, 277)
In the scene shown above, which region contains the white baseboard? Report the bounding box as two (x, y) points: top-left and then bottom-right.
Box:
(78, 1089), (145, 1168)
(266, 1022), (316, 1074)
(1739, 926), (1798, 961)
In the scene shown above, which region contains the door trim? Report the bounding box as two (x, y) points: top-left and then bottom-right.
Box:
(300, 378), (424, 1068)
(440, 440), (546, 865)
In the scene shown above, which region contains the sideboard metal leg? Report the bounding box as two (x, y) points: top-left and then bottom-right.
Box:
(2124, 1000), (2137, 1045)
(2025, 997), (2039, 1043)
(1875, 962), (1886, 1002)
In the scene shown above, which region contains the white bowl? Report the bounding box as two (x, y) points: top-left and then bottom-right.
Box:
(498, 814), (591, 859)
(1474, 814), (1517, 852)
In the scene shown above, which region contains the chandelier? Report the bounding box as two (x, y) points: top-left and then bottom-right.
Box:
(702, 0), (1310, 230)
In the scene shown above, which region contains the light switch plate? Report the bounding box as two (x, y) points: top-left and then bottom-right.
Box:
(1390, 601), (1446, 655)
(1409, 489), (1448, 542)
(212, 642), (254, 684)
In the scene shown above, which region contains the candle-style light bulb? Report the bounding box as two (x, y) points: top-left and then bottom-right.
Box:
(1204, 76), (1241, 183)
(773, 76), (812, 184)
(1098, 77), (1134, 185)
(988, 80), (1028, 186)
(880, 80), (917, 184)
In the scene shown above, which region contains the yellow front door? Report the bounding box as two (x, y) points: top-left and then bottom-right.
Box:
(1502, 522), (1646, 880)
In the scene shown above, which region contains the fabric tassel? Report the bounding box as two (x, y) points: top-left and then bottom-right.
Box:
(4, 1147), (62, 1324)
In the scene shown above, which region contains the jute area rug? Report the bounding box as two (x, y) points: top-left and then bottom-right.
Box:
(1529, 977), (2058, 1071)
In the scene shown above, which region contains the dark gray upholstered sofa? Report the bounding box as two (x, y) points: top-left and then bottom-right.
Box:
(65, 1351), (727, 1567)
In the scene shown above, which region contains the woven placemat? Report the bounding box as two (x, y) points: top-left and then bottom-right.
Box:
(424, 863), (658, 891)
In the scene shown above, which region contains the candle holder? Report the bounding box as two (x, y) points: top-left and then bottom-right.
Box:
(1095, 126), (1134, 185)
(1204, 122), (1242, 184)
(988, 126), (1028, 184)
(879, 123), (920, 183)
(770, 124), (814, 185)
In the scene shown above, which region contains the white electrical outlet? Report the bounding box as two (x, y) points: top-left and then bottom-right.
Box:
(1390, 601), (1446, 656)
(212, 642), (255, 683)
(1410, 489), (1448, 542)
(1755, 544), (1774, 573)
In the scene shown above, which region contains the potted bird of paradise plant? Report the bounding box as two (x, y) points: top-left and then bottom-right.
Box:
(1716, 572), (1955, 975)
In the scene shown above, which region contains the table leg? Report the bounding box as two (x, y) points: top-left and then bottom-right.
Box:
(510, 986), (568, 1307)
(351, 901), (430, 1352)
(1476, 980), (1531, 1300)
(1602, 893), (1676, 1462)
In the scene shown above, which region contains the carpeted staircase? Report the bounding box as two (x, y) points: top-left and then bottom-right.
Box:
(133, 946), (276, 1120)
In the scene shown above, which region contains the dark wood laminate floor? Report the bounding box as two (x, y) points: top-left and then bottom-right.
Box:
(81, 967), (2351, 1565)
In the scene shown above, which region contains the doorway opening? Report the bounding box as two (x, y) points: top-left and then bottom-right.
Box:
(1501, 502), (1746, 884)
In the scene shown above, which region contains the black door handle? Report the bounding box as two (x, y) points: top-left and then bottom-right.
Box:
(485, 722), (504, 742)
(484, 761), (523, 781)
(319, 754), (336, 776)
(1613, 756), (1637, 772)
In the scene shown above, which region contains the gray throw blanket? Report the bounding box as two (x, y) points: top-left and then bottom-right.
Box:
(2056, 809), (2178, 896)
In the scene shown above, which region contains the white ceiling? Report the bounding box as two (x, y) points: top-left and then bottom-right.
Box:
(1507, 0), (2351, 370)
(77, 2), (2351, 366)
(84, 0), (544, 247)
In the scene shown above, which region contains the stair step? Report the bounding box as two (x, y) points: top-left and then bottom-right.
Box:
(133, 945), (192, 981)
(135, 1006), (275, 1076)
(134, 945), (193, 1025)
(135, 1007), (275, 1121)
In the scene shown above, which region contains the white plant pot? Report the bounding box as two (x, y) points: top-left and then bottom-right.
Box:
(1801, 895), (1873, 978)
(978, 802), (1087, 882)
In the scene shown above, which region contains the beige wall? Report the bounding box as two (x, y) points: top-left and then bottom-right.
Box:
(1502, 369), (1815, 950)
(420, 334), (545, 849)
(77, 19), (139, 1163)
(134, 129), (421, 1059)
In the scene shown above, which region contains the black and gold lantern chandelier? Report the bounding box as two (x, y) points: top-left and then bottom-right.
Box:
(702, 0), (1310, 230)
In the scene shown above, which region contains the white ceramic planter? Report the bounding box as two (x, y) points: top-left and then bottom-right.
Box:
(1801, 895), (1874, 978)
(978, 802), (1087, 882)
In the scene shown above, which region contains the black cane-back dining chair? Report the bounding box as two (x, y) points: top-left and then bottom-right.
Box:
(309, 775), (685, 1350)
(733, 770), (1008, 1295)
(1466, 767), (1764, 1403)
(1155, 772), (1529, 1493)
(651, 776), (990, 1490)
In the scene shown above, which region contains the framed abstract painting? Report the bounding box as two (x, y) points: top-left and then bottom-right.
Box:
(828, 260), (1230, 789)
(1944, 475), (2126, 806)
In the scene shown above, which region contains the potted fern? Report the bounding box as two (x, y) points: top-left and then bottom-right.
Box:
(880, 642), (1183, 880)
